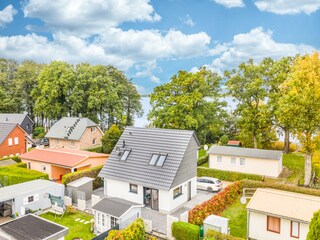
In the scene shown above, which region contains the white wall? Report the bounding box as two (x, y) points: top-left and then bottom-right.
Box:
(209, 154), (282, 177)
(248, 211), (309, 240)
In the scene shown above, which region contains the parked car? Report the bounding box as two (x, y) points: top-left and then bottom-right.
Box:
(197, 177), (223, 192)
(36, 138), (49, 146)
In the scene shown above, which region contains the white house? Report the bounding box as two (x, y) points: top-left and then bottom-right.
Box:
(247, 188), (320, 240)
(208, 145), (283, 177)
(95, 127), (200, 233)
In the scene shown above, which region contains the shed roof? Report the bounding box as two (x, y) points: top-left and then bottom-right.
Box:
(204, 215), (229, 225)
(99, 127), (200, 191)
(0, 180), (63, 202)
(92, 197), (143, 218)
(45, 117), (100, 140)
(0, 159), (17, 167)
(20, 148), (108, 168)
(0, 123), (17, 145)
(247, 188), (320, 223)
(0, 114), (33, 125)
(67, 177), (94, 188)
(208, 145), (283, 160)
(0, 214), (68, 240)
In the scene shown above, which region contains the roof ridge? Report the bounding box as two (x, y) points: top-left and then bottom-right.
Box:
(37, 148), (89, 157)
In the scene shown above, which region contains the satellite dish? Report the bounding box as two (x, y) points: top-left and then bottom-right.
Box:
(240, 196), (247, 205)
(204, 145), (209, 151)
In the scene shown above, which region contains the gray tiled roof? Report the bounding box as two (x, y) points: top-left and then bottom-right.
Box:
(45, 117), (99, 140)
(0, 159), (17, 167)
(208, 145), (283, 160)
(0, 113), (31, 125)
(0, 123), (16, 144)
(99, 127), (200, 191)
(92, 197), (143, 218)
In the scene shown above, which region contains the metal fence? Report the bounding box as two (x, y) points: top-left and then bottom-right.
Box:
(91, 225), (119, 240)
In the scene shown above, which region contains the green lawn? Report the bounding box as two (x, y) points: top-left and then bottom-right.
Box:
(277, 153), (305, 185)
(198, 149), (207, 158)
(41, 211), (95, 240)
(221, 198), (247, 239)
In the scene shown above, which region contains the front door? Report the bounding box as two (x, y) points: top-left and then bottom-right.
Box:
(144, 187), (159, 211)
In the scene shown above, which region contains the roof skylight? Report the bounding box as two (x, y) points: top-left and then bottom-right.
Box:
(149, 154), (167, 167)
(120, 150), (131, 161)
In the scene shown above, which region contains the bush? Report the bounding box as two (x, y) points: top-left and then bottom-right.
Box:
(86, 146), (103, 153)
(270, 141), (298, 152)
(62, 165), (103, 189)
(172, 221), (200, 240)
(198, 155), (209, 166)
(33, 126), (45, 138)
(0, 156), (21, 163)
(307, 210), (320, 240)
(101, 124), (122, 154)
(219, 135), (229, 146)
(189, 181), (242, 225)
(204, 230), (243, 240)
(107, 218), (145, 240)
(14, 162), (27, 168)
(198, 167), (263, 182)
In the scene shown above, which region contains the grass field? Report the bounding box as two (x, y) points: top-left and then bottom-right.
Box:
(221, 198), (247, 239)
(41, 211), (95, 240)
(198, 149), (207, 158)
(281, 153), (305, 184)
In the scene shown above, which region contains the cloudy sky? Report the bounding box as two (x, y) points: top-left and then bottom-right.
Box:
(0, 0), (319, 95)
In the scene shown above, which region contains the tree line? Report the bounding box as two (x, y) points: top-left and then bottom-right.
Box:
(0, 59), (143, 129)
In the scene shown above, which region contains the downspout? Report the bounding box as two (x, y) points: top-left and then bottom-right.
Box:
(247, 210), (250, 240)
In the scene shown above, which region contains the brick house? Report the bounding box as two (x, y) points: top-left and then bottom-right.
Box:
(46, 117), (104, 149)
(0, 123), (27, 158)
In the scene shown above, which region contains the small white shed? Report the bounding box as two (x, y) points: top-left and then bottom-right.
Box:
(66, 177), (94, 203)
(203, 215), (229, 234)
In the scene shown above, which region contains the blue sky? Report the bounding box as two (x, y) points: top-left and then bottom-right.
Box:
(0, 0), (319, 95)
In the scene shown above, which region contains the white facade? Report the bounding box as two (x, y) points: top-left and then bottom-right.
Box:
(248, 211), (309, 240)
(209, 154), (282, 177)
(104, 177), (197, 214)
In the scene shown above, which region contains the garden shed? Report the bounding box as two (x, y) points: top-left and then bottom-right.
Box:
(203, 215), (229, 234)
(66, 177), (94, 204)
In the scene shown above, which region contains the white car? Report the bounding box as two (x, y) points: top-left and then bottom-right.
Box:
(197, 177), (223, 192)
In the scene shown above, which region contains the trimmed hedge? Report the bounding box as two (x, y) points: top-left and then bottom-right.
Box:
(197, 155), (209, 166)
(14, 162), (27, 168)
(172, 221), (200, 240)
(85, 146), (103, 153)
(107, 218), (145, 240)
(62, 165), (103, 189)
(0, 165), (48, 186)
(0, 156), (21, 163)
(189, 181), (242, 225)
(198, 167), (263, 182)
(204, 230), (244, 240)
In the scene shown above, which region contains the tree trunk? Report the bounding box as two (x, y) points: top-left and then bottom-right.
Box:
(283, 128), (290, 154)
(304, 152), (312, 186)
(253, 133), (258, 149)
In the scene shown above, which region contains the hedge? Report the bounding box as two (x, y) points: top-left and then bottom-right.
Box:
(62, 165), (103, 189)
(14, 162), (27, 168)
(107, 218), (145, 240)
(85, 146), (103, 153)
(189, 181), (242, 225)
(0, 165), (49, 186)
(197, 155), (209, 166)
(204, 230), (244, 240)
(198, 167), (263, 182)
(172, 221), (200, 240)
(0, 156), (21, 163)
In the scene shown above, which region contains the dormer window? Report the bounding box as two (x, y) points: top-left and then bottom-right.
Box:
(120, 150), (131, 161)
(149, 154), (167, 167)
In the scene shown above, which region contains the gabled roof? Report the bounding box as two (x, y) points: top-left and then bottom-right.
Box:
(0, 123), (18, 145)
(208, 145), (283, 160)
(99, 127), (200, 191)
(20, 148), (108, 168)
(0, 113), (34, 125)
(0, 159), (17, 167)
(45, 117), (101, 140)
(247, 188), (320, 223)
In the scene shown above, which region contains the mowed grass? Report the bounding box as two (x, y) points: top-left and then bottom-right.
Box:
(279, 153), (305, 184)
(221, 198), (247, 239)
(41, 211), (95, 240)
(198, 149), (207, 158)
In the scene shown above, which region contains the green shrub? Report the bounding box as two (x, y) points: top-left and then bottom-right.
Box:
(14, 162), (27, 168)
(198, 167), (263, 182)
(219, 135), (229, 146)
(197, 155), (209, 166)
(62, 165), (103, 189)
(204, 230), (244, 240)
(307, 210), (320, 240)
(107, 218), (145, 240)
(86, 146), (103, 153)
(189, 181), (242, 225)
(33, 126), (45, 138)
(270, 141), (298, 152)
(0, 156), (21, 163)
(172, 221), (200, 240)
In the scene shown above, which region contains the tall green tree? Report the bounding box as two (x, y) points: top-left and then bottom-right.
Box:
(148, 67), (227, 143)
(307, 210), (320, 240)
(101, 124), (122, 153)
(277, 52), (320, 185)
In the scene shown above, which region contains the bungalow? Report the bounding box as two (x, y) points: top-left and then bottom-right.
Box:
(46, 117), (104, 149)
(98, 127), (200, 216)
(247, 188), (320, 240)
(0, 123), (27, 158)
(0, 113), (34, 135)
(20, 148), (109, 181)
(208, 146), (283, 177)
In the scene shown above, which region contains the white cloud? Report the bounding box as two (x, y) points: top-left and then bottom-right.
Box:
(23, 0), (161, 36)
(0, 5), (17, 28)
(254, 0), (320, 15)
(150, 75), (160, 83)
(209, 27), (316, 72)
(211, 0), (244, 8)
(180, 14), (195, 27)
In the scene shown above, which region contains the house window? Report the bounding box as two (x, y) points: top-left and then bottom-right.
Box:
(92, 138), (96, 145)
(27, 162), (31, 169)
(91, 127), (96, 133)
(111, 216), (118, 228)
(149, 154), (167, 167)
(28, 196), (34, 203)
(97, 213), (101, 225)
(240, 158), (246, 166)
(130, 184), (138, 194)
(41, 164), (46, 172)
(156, 155), (167, 167)
(216, 156), (222, 163)
(26, 124), (30, 130)
(291, 221), (300, 238)
(231, 157), (236, 165)
(14, 137), (19, 145)
(8, 138), (13, 146)
(120, 150), (131, 161)
(173, 186), (182, 199)
(102, 214), (105, 227)
(267, 216), (280, 234)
